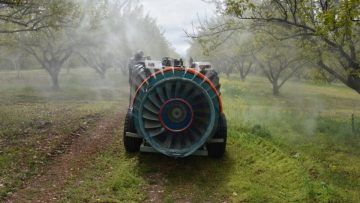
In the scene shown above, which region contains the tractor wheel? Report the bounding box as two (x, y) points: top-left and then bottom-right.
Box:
(204, 70), (221, 93)
(123, 109), (143, 152)
(207, 113), (227, 158)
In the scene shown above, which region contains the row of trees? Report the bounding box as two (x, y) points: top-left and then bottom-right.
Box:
(0, 0), (177, 90)
(188, 26), (312, 95)
(188, 0), (360, 95)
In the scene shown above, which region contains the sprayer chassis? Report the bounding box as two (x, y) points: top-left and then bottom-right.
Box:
(125, 131), (225, 156)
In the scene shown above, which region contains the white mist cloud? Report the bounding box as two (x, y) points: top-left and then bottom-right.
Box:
(140, 0), (216, 57)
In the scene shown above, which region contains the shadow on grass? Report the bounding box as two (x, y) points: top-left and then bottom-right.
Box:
(134, 151), (234, 202)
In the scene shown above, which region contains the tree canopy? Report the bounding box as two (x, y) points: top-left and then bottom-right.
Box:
(0, 0), (76, 33)
(197, 0), (360, 94)
(0, 0), (176, 90)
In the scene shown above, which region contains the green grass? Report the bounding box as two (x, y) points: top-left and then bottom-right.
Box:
(60, 143), (147, 203)
(220, 75), (360, 202)
(1, 69), (360, 202)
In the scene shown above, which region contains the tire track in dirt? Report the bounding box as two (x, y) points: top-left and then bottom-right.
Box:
(144, 173), (166, 203)
(6, 110), (125, 203)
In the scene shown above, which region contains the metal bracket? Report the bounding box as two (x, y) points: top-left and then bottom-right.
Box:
(125, 132), (142, 138)
(140, 145), (208, 156)
(125, 132), (224, 157)
(207, 138), (225, 143)
(125, 132), (225, 143)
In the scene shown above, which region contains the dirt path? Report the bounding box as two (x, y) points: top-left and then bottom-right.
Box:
(6, 111), (124, 203)
(144, 173), (166, 203)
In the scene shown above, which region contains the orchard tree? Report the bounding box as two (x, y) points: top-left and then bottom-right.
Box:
(21, 28), (74, 90)
(77, 0), (176, 78)
(78, 48), (113, 80)
(188, 17), (307, 95)
(0, 37), (25, 78)
(0, 0), (75, 33)
(7, 51), (24, 79)
(1, 0), (79, 89)
(188, 23), (256, 80)
(254, 43), (307, 95)
(210, 0), (360, 94)
(236, 56), (253, 81)
(231, 35), (256, 81)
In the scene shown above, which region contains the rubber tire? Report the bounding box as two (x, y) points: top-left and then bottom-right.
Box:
(131, 64), (151, 89)
(123, 109), (143, 152)
(207, 113), (227, 158)
(204, 70), (221, 93)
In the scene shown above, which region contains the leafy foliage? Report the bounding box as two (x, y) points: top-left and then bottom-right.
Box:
(0, 0), (76, 33)
(224, 0), (360, 93)
(0, 0), (176, 90)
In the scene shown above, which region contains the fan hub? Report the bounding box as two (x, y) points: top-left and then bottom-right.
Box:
(160, 98), (193, 132)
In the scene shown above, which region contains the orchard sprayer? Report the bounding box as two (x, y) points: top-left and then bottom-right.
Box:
(123, 57), (227, 158)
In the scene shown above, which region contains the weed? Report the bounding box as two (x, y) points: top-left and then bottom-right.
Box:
(251, 124), (272, 138)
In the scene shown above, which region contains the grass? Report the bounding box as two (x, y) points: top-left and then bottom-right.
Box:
(60, 144), (147, 202)
(1, 69), (360, 202)
(0, 68), (128, 199)
(220, 76), (360, 202)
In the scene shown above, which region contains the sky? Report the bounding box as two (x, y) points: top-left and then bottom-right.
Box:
(141, 0), (216, 57)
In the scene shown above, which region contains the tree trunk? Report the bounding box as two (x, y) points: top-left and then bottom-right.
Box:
(226, 72), (230, 78)
(240, 71), (246, 81)
(15, 64), (21, 80)
(272, 81), (280, 96)
(48, 64), (61, 91)
(11, 60), (21, 79)
(239, 63), (252, 81)
(347, 76), (360, 94)
(318, 52), (360, 94)
(17, 69), (21, 79)
(50, 71), (60, 91)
